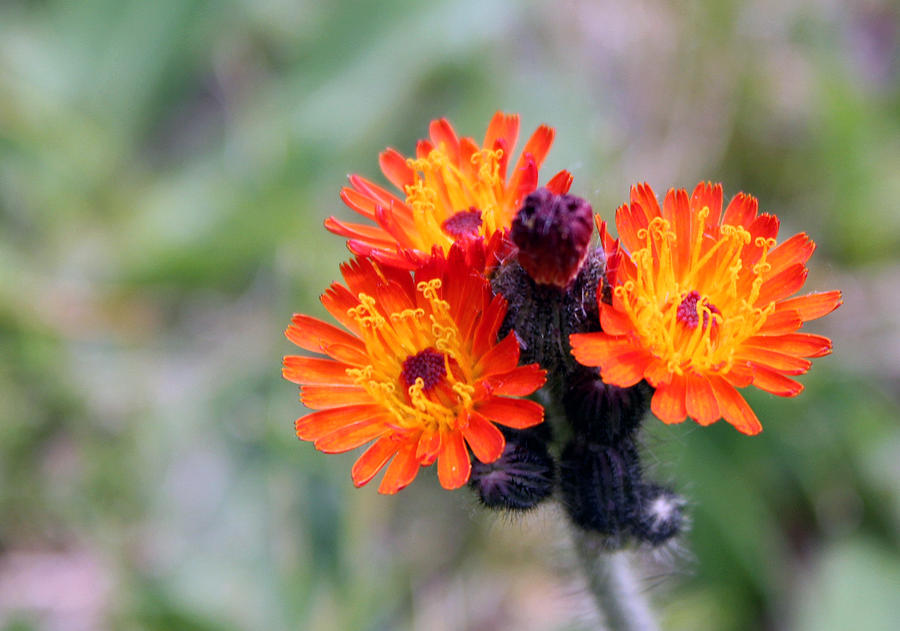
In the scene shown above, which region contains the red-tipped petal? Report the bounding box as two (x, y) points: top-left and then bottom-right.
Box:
(722, 192), (758, 228)
(736, 347), (813, 375)
(324, 216), (397, 248)
(473, 332), (520, 376)
(569, 332), (626, 367)
(283, 356), (355, 385)
(752, 366), (804, 397)
(599, 350), (653, 388)
(651, 375), (688, 424)
(477, 397), (544, 429)
(756, 264), (808, 306)
(314, 419), (386, 454)
(484, 111), (520, 156)
(517, 124), (555, 170)
(599, 303), (634, 336)
(352, 436), (401, 488)
(685, 375), (720, 426)
(378, 439), (420, 494)
(379, 148), (415, 189)
(545, 170), (573, 194)
(285, 313), (362, 354)
(437, 429), (471, 489)
(708, 376), (762, 435)
(480, 364), (546, 396)
(300, 385), (370, 410)
(415, 430), (441, 466)
(295, 405), (385, 441)
(463, 411), (506, 464)
(690, 181), (723, 227)
(757, 309), (804, 335)
(767, 233), (815, 274)
(631, 182), (662, 221)
(429, 118), (460, 164)
(744, 333), (832, 358)
(775, 291), (843, 321)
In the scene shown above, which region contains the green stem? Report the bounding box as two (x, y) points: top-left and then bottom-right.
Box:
(571, 529), (659, 631)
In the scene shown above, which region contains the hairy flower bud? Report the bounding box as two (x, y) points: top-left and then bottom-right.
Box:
(559, 438), (643, 539)
(630, 483), (686, 546)
(492, 249), (606, 386)
(511, 188), (594, 288)
(563, 370), (651, 444)
(469, 428), (556, 511)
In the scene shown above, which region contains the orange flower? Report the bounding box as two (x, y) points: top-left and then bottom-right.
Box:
(326, 111), (573, 269)
(570, 182), (842, 435)
(282, 244), (547, 493)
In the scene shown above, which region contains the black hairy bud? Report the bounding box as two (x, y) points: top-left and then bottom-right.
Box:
(559, 438), (643, 537)
(469, 428), (556, 511)
(563, 370), (651, 444)
(630, 483), (686, 546)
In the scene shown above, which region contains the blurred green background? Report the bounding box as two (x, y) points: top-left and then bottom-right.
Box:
(1, 0), (898, 629)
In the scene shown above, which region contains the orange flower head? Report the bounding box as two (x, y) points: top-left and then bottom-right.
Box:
(283, 243), (547, 493)
(327, 111), (574, 269)
(570, 182), (842, 435)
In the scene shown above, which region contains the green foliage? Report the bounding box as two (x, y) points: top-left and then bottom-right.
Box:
(1, 0), (898, 629)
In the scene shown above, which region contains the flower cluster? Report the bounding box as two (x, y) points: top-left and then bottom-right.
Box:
(283, 113), (840, 544)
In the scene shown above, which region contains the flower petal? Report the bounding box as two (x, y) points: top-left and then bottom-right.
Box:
(352, 436), (401, 488)
(300, 385), (370, 410)
(283, 356), (354, 385)
(569, 332), (627, 367)
(477, 397), (544, 429)
(600, 303), (634, 336)
(474, 332), (520, 376)
(294, 405), (385, 441)
(722, 192), (758, 228)
(437, 429), (471, 489)
(415, 430), (441, 466)
(463, 411), (506, 464)
(757, 309), (804, 335)
(752, 366), (804, 397)
(379, 148), (415, 189)
(378, 439), (420, 494)
(480, 364), (546, 396)
(736, 347), (812, 375)
(651, 374), (688, 424)
(685, 375), (720, 425)
(708, 376), (762, 435)
(744, 333), (832, 358)
(767, 233), (815, 274)
(756, 264), (808, 306)
(314, 418), (387, 454)
(599, 350), (653, 388)
(775, 291), (843, 321)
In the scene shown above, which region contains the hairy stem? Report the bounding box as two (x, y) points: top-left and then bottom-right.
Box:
(572, 529), (659, 631)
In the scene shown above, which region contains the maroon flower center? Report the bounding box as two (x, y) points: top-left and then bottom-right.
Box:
(676, 291), (721, 330)
(441, 208), (483, 238)
(401, 348), (447, 390)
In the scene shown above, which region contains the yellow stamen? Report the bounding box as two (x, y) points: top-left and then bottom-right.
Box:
(343, 279), (479, 433)
(616, 216), (777, 376)
(403, 143), (508, 253)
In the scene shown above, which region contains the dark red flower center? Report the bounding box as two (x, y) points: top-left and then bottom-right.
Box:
(441, 208), (483, 238)
(676, 291), (721, 330)
(401, 348), (447, 390)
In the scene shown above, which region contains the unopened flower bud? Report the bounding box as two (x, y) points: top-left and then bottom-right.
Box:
(563, 370), (651, 444)
(469, 428), (555, 511)
(511, 188), (594, 288)
(560, 438), (643, 538)
(492, 249), (606, 384)
(630, 483), (686, 546)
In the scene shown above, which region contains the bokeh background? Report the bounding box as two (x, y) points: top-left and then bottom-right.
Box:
(2, 0), (899, 629)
